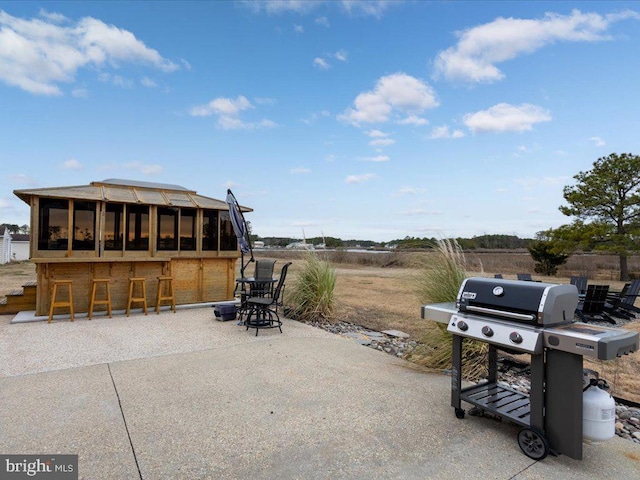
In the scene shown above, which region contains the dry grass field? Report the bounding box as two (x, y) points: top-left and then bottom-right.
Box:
(1, 251), (638, 402)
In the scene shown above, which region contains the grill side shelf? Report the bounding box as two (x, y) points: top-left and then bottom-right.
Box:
(460, 382), (531, 428)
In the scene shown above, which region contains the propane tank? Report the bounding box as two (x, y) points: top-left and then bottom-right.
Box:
(583, 376), (616, 444)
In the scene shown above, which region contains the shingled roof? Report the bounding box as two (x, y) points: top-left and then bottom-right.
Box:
(13, 179), (252, 212)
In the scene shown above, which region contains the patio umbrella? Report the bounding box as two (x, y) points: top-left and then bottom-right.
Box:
(226, 189), (254, 278)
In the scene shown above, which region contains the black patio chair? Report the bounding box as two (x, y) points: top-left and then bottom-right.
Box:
(570, 275), (588, 295)
(250, 259), (277, 297)
(619, 279), (640, 315)
(494, 274), (503, 279)
(604, 283), (635, 319)
(576, 284), (615, 324)
(517, 273), (533, 281)
(245, 262), (292, 336)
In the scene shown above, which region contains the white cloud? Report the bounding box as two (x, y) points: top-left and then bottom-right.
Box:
(189, 95), (276, 130)
(38, 9), (67, 23)
(313, 57), (330, 69)
(463, 103), (551, 133)
(190, 96), (253, 117)
(434, 9), (640, 83)
(367, 129), (387, 138)
(325, 154), (336, 162)
(429, 125), (466, 139)
(345, 173), (376, 184)
(71, 88), (87, 98)
(223, 180), (238, 189)
(315, 16), (330, 27)
(398, 115), (428, 126)
(290, 167), (312, 174)
(141, 77), (157, 88)
(61, 158), (82, 169)
(369, 138), (395, 147)
(218, 116), (277, 131)
(341, 0), (398, 18)
(590, 136), (606, 146)
(294, 24), (304, 34)
(398, 186), (427, 195)
(242, 1), (399, 17)
(0, 10), (180, 95)
(362, 155), (390, 162)
(241, 0), (323, 15)
(334, 49), (348, 61)
(339, 72), (439, 126)
(123, 161), (164, 175)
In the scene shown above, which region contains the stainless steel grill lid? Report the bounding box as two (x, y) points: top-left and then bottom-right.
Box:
(456, 277), (579, 325)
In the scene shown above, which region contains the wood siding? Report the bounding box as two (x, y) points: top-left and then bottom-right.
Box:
(35, 257), (237, 316)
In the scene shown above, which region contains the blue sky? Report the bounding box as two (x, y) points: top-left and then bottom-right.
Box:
(1, 1), (640, 242)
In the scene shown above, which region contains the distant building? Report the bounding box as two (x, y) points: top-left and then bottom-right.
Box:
(10, 233), (30, 261)
(0, 227), (9, 264)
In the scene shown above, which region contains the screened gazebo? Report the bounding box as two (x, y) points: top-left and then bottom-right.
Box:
(11, 179), (251, 316)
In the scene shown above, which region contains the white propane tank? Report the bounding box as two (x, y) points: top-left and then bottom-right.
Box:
(583, 381), (616, 443)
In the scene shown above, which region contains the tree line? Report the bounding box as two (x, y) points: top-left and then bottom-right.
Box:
(257, 152), (640, 281)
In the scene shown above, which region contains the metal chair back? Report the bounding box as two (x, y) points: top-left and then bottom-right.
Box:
(570, 276), (588, 294)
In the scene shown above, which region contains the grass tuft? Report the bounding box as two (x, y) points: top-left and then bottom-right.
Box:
(286, 252), (336, 321)
(406, 239), (489, 381)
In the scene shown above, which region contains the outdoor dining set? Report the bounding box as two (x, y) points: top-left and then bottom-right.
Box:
(231, 259), (292, 335)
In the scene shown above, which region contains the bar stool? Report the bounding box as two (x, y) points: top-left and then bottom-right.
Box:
(88, 278), (112, 320)
(48, 280), (74, 323)
(126, 277), (148, 316)
(156, 276), (176, 314)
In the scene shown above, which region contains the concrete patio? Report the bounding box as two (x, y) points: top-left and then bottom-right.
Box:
(1, 308), (639, 479)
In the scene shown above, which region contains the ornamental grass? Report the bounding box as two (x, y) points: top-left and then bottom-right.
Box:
(286, 252), (336, 321)
(405, 239), (489, 382)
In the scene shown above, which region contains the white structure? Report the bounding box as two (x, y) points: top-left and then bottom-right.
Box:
(0, 227), (10, 264)
(0, 228), (30, 264)
(10, 234), (30, 261)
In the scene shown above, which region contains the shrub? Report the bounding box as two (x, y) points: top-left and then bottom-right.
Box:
(527, 240), (569, 276)
(286, 252), (336, 321)
(406, 239), (489, 381)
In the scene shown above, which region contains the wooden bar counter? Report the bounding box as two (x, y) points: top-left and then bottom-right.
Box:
(33, 256), (237, 316)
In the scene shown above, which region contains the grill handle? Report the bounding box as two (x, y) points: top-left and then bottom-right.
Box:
(464, 305), (537, 322)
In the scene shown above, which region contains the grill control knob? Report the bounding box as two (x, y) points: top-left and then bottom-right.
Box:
(457, 321), (469, 332)
(481, 326), (494, 337)
(509, 332), (523, 344)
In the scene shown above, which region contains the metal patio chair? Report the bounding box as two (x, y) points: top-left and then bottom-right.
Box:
(245, 262), (292, 336)
(250, 259), (277, 297)
(517, 273), (533, 281)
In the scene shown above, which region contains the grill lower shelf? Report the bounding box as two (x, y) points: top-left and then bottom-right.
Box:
(460, 382), (531, 427)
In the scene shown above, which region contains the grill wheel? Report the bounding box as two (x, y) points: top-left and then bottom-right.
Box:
(517, 427), (550, 460)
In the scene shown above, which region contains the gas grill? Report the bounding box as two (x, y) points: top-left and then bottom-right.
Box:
(421, 277), (639, 460)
